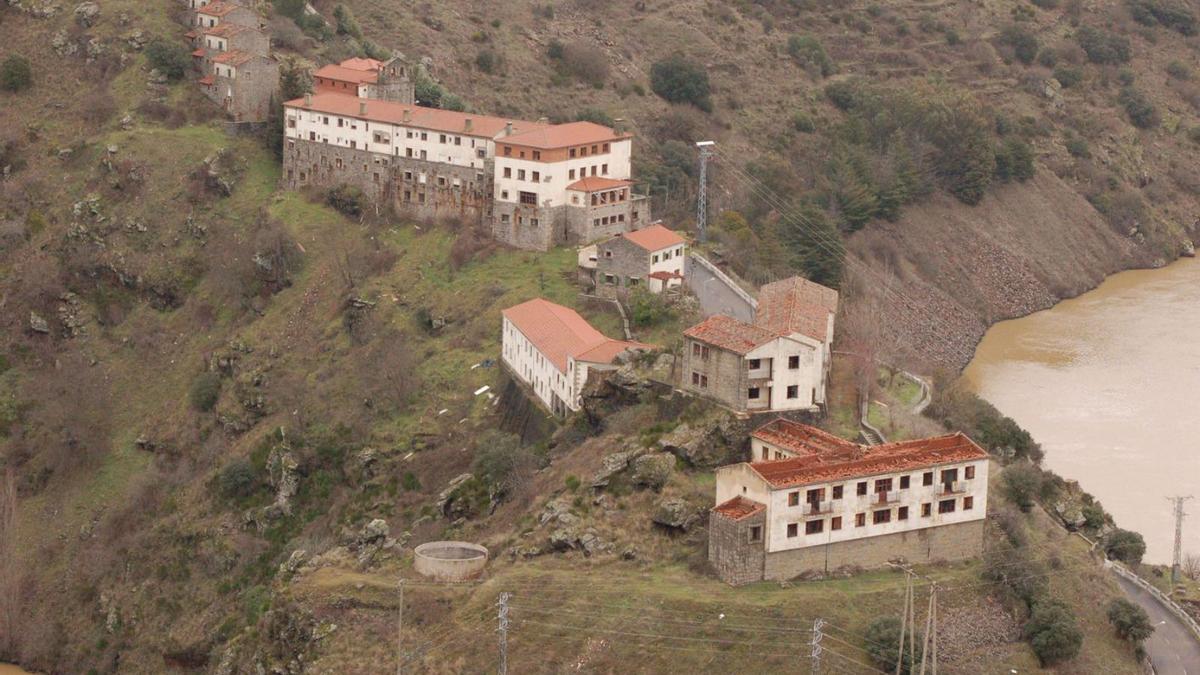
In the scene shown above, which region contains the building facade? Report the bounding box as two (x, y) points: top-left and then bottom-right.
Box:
(194, 1), (260, 29)
(198, 51), (278, 122)
(595, 223), (686, 295)
(500, 298), (651, 415)
(709, 419), (990, 585)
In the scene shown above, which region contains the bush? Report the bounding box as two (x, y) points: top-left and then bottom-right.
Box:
(546, 39), (564, 60)
(1002, 463), (1043, 511)
(864, 616), (921, 673)
(1119, 87), (1160, 128)
(1000, 24), (1040, 65)
(650, 54), (712, 112)
(475, 49), (498, 74)
(1107, 598), (1155, 644)
(1190, 126), (1200, 144)
(1065, 135), (1091, 158)
(786, 35), (836, 77)
(0, 55), (32, 92)
(549, 41), (608, 87)
(190, 372), (222, 412)
(333, 3), (362, 39)
(145, 39), (190, 81)
(472, 430), (535, 499)
(1105, 528), (1147, 564)
(628, 287), (673, 327)
(995, 138), (1036, 181)
(218, 459), (257, 500)
(1032, 0), (1060, 8)
(326, 185), (366, 217)
(1076, 26), (1131, 64)
(983, 540), (1048, 607)
(1054, 64), (1083, 88)
(575, 107), (615, 127)
(1167, 60), (1192, 79)
(1128, 0), (1196, 34)
(792, 111), (816, 133)
(1024, 600), (1084, 665)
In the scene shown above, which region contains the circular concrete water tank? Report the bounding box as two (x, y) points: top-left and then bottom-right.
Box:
(413, 541), (489, 582)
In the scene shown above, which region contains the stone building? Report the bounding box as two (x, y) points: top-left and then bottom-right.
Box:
(198, 50), (278, 122)
(500, 298), (651, 416)
(709, 419), (989, 585)
(191, 22), (269, 68)
(281, 93), (649, 247)
(194, 1), (260, 29)
(312, 56), (414, 103)
(679, 275), (837, 413)
(595, 223), (686, 295)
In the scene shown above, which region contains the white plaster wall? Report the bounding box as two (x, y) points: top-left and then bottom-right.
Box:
(493, 138), (632, 208)
(745, 337), (822, 411)
(500, 317), (576, 413)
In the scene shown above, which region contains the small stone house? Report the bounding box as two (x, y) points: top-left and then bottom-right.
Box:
(709, 419), (989, 585)
(195, 0), (260, 29)
(193, 22), (269, 60)
(595, 223), (686, 295)
(199, 51), (278, 122)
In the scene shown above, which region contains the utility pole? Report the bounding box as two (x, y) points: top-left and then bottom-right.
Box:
(695, 141), (715, 243)
(396, 579), (404, 675)
(1169, 496), (1193, 588)
(918, 583), (938, 675)
(497, 591), (511, 675)
(810, 617), (825, 675)
(896, 569), (915, 675)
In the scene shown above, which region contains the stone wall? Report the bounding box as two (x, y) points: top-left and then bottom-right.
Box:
(596, 236), (650, 291)
(492, 202), (562, 250)
(230, 58), (278, 123)
(761, 519), (984, 581)
(708, 510), (766, 587)
(679, 341), (747, 410)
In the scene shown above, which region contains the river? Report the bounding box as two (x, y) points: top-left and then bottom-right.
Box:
(963, 257), (1200, 564)
(0, 666), (34, 675)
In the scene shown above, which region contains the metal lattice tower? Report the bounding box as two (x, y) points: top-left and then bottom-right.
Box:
(497, 592), (511, 675)
(810, 617), (824, 674)
(1169, 496), (1193, 587)
(696, 141), (715, 243)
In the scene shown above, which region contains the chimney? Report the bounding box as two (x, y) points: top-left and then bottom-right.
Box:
(504, 121), (513, 136)
(403, 109), (412, 123)
(464, 117), (473, 133)
(304, 92), (312, 107)
(359, 100), (367, 116)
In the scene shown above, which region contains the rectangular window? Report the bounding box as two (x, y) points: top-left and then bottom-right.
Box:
(873, 510), (891, 524)
(898, 506), (909, 520)
(965, 465), (976, 480)
(939, 499), (956, 514)
(874, 478), (893, 493)
(832, 485), (844, 500)
(806, 488), (824, 503)
(855, 513), (866, 527)
(787, 385), (799, 399)
(439, 134), (447, 143)
(856, 482), (867, 496)
(701, 346), (709, 361)
(788, 355), (800, 369)
(653, 254), (660, 263)
(748, 387), (760, 400)
(941, 468), (959, 484)
(503, 167), (512, 178)
(788, 492), (800, 507)
(287, 118), (296, 128)
(602, 163), (608, 174)
(569, 169), (576, 180)
(805, 520), (823, 535)
(532, 171), (540, 182)
(517, 169), (526, 180)
(454, 136), (462, 146)
(787, 523), (798, 538)
(700, 375), (708, 388)
(519, 191), (537, 205)
(963, 496), (974, 510)
(923, 472), (934, 486)
(900, 476), (910, 490)
(691, 372), (699, 385)
(532, 150), (541, 160)
(569, 148), (577, 158)
(749, 526), (761, 542)
(748, 358), (761, 369)
(692, 343), (701, 357)
(831, 516), (842, 531)
(922, 503), (932, 517)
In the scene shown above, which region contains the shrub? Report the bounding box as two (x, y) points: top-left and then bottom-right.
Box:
(1076, 26), (1131, 64)
(1037, 48), (1058, 68)
(552, 42), (608, 87)
(650, 54), (712, 112)
(1025, 600), (1084, 665)
(546, 39), (565, 60)
(326, 185), (366, 217)
(1000, 24), (1040, 65)
(472, 430), (534, 499)
(786, 35), (836, 77)
(575, 107), (615, 127)
(333, 3), (362, 39)
(945, 29), (961, 45)
(1119, 87), (1160, 128)
(218, 459), (257, 500)
(1128, 0), (1197, 34)
(1107, 598), (1155, 644)
(1167, 60), (1192, 79)
(1105, 528), (1147, 564)
(190, 372), (222, 412)
(983, 540), (1048, 607)
(564, 474), (581, 491)
(628, 287), (673, 327)
(1002, 463), (1043, 511)
(1032, 0), (1060, 8)
(823, 80), (862, 110)
(1118, 68), (1136, 86)
(475, 49), (498, 74)
(145, 39), (190, 81)
(1054, 64), (1083, 87)
(995, 137), (1036, 181)
(792, 111), (816, 133)
(401, 471), (420, 491)
(1065, 135), (1091, 158)
(1190, 126), (1200, 144)
(864, 616), (922, 673)
(0, 55), (32, 92)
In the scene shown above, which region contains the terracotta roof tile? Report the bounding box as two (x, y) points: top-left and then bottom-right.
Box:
(338, 57), (384, 72)
(286, 92), (547, 139)
(712, 496), (766, 521)
(192, 48), (207, 57)
(198, 75), (215, 85)
(682, 314), (783, 355)
(211, 49), (262, 67)
(203, 22), (250, 37)
(502, 298), (650, 372)
(754, 276), (839, 343)
(313, 64), (378, 85)
(751, 418), (861, 457)
(198, 1), (251, 17)
(648, 271), (683, 281)
(619, 224), (685, 252)
(566, 177), (632, 192)
(502, 121), (630, 149)
(749, 430), (988, 488)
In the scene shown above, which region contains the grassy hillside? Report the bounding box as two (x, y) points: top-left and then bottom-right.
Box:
(0, 0), (1190, 672)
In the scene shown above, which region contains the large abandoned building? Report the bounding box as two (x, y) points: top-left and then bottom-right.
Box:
(709, 419), (989, 585)
(312, 56), (415, 103)
(280, 91), (651, 250)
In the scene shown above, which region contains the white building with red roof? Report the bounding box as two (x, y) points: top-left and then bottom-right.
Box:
(709, 418), (989, 585)
(594, 223), (686, 295)
(500, 298), (652, 416)
(679, 275), (838, 413)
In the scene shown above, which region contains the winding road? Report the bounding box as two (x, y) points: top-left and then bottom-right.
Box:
(1114, 575), (1200, 674)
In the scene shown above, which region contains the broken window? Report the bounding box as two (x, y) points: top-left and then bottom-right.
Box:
(787, 385), (798, 399)
(938, 499), (956, 514)
(691, 371), (700, 385)
(831, 516), (842, 531)
(922, 472), (933, 486)
(748, 359), (761, 370)
(873, 510), (891, 524)
(748, 387), (760, 400)
(806, 520), (823, 535)
(898, 506), (909, 520)
(532, 150), (541, 160)
(788, 492), (800, 507)
(788, 355), (800, 369)
(963, 496), (974, 510)
(855, 513), (866, 527)
(532, 171), (540, 182)
(749, 526), (761, 542)
(787, 523), (798, 538)
(832, 485), (844, 500)
(856, 482), (867, 496)
(517, 169), (526, 180)
(921, 503), (932, 517)
(900, 476), (910, 490)
(569, 169), (576, 180)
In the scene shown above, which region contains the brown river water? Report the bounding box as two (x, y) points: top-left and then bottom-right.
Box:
(963, 257), (1200, 563)
(0, 666), (34, 674)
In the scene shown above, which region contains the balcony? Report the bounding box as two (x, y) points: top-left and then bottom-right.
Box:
(802, 501), (834, 517)
(940, 481), (966, 495)
(873, 490), (901, 506)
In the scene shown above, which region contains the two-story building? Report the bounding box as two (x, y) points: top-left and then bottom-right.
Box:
(679, 275), (837, 413)
(500, 298), (652, 416)
(194, 1), (260, 29)
(191, 22), (269, 71)
(198, 50), (278, 122)
(595, 223), (686, 295)
(312, 56), (414, 103)
(709, 418), (989, 585)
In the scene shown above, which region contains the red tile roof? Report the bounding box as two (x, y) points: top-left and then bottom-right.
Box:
(749, 431), (988, 488)
(198, 75), (215, 86)
(338, 57), (384, 72)
(198, 1), (250, 17)
(502, 121), (630, 149)
(648, 271), (683, 281)
(192, 48), (207, 58)
(211, 49), (258, 66)
(566, 176), (632, 192)
(502, 298), (650, 372)
(712, 496), (766, 521)
(683, 314), (783, 355)
(285, 92), (547, 139)
(203, 22), (250, 37)
(754, 276), (839, 343)
(751, 418), (861, 458)
(313, 64), (379, 85)
(619, 224), (686, 252)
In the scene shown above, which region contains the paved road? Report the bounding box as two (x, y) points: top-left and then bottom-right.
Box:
(685, 255), (756, 323)
(1114, 574), (1200, 674)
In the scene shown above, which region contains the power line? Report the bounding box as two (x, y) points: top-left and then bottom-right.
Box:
(1168, 495), (1193, 588)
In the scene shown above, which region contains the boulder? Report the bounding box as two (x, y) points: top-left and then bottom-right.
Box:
(652, 497), (703, 531)
(631, 452), (675, 490)
(29, 311), (50, 334)
(361, 518), (389, 543)
(657, 418), (743, 468)
(436, 473), (474, 513)
(264, 447), (299, 519)
(538, 498), (578, 527)
(278, 549), (309, 576)
(74, 1), (99, 27)
(590, 449), (641, 488)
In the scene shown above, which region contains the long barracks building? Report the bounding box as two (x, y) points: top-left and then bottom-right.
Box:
(281, 92), (651, 250)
